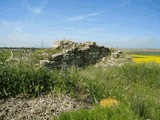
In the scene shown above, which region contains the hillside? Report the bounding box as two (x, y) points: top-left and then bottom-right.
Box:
(0, 41), (160, 120)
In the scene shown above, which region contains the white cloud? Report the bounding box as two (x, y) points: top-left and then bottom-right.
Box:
(0, 19), (58, 47)
(1, 25), (27, 44)
(0, 19), (156, 48)
(68, 16), (85, 21)
(68, 12), (100, 22)
(100, 36), (153, 48)
(22, 0), (47, 15)
(32, 7), (43, 15)
(87, 12), (100, 17)
(14, 27), (23, 33)
(118, 0), (131, 7)
(0, 26), (46, 47)
(0, 20), (2, 27)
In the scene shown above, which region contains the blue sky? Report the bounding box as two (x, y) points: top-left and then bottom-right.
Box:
(0, 0), (160, 48)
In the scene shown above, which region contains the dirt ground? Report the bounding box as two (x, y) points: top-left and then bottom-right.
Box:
(0, 93), (90, 120)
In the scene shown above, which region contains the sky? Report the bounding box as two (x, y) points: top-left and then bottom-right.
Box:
(0, 0), (160, 48)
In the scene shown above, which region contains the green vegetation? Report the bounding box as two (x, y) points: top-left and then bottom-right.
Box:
(59, 62), (160, 120)
(0, 49), (160, 120)
(0, 50), (11, 61)
(56, 105), (138, 120)
(128, 51), (160, 56)
(0, 63), (54, 98)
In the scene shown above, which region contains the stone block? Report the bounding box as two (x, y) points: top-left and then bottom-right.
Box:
(40, 60), (50, 67)
(50, 61), (61, 66)
(72, 59), (84, 65)
(51, 53), (63, 61)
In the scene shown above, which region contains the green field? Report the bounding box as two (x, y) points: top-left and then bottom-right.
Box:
(126, 49), (160, 56)
(0, 49), (160, 120)
(0, 50), (11, 61)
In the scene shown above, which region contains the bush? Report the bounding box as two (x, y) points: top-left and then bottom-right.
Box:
(0, 62), (107, 102)
(0, 62), (54, 98)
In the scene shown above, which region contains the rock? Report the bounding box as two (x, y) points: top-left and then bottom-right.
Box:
(111, 52), (119, 59)
(117, 50), (123, 54)
(85, 41), (96, 47)
(51, 53), (63, 61)
(50, 61), (61, 66)
(53, 40), (75, 49)
(40, 60), (50, 67)
(111, 50), (123, 59)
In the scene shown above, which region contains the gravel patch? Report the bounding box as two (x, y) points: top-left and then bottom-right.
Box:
(0, 94), (90, 120)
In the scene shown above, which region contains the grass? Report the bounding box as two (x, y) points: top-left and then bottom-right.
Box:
(56, 63), (160, 120)
(0, 61), (106, 101)
(55, 105), (139, 120)
(0, 50), (11, 61)
(128, 51), (160, 56)
(0, 49), (160, 119)
(0, 62), (54, 98)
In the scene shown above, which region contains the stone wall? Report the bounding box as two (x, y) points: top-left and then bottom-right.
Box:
(40, 41), (111, 68)
(111, 50), (123, 59)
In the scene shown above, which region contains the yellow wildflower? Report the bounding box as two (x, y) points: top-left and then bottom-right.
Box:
(131, 54), (160, 64)
(100, 98), (119, 107)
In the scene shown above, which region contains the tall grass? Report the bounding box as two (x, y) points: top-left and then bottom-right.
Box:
(0, 62), (54, 98)
(0, 55), (160, 119)
(120, 62), (160, 88)
(57, 63), (160, 120)
(0, 62), (106, 102)
(56, 105), (139, 120)
(0, 50), (11, 61)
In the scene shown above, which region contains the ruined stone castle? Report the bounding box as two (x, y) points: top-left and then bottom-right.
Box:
(40, 40), (111, 68)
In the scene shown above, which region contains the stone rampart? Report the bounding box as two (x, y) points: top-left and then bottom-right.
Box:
(40, 41), (111, 68)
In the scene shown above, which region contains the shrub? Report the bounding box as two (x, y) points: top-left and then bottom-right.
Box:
(0, 62), (54, 98)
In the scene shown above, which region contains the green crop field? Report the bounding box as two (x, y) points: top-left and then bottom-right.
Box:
(126, 49), (160, 56)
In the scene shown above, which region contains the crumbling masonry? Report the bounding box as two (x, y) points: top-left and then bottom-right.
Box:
(40, 41), (111, 68)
